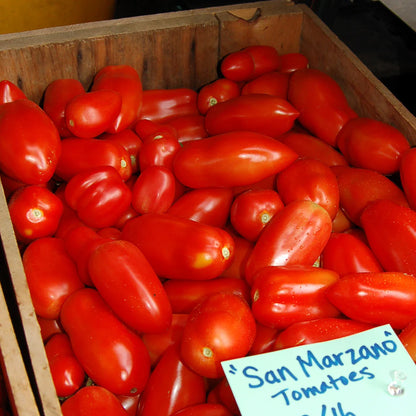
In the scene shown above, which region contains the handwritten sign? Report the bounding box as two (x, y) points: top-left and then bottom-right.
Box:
(222, 325), (416, 416)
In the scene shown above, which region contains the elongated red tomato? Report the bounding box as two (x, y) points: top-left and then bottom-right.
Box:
(250, 265), (340, 329)
(60, 288), (151, 395)
(0, 99), (61, 184)
(273, 317), (373, 350)
(136, 345), (206, 416)
(0, 80), (26, 104)
(206, 377), (239, 415)
(279, 52), (309, 73)
(276, 158), (340, 219)
(336, 117), (410, 174)
(400, 147), (416, 210)
(204, 94), (299, 138)
(360, 199), (416, 275)
(122, 213), (234, 280)
(197, 78), (240, 115)
(61, 386), (129, 416)
(22, 237), (84, 319)
(320, 231), (383, 276)
(173, 131), (298, 188)
(326, 272), (416, 329)
(88, 239), (172, 334)
(241, 71), (289, 98)
(245, 200), (332, 285)
(180, 292), (256, 378)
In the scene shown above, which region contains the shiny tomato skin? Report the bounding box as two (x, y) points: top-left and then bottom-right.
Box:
(180, 292), (256, 378)
(139, 88), (199, 123)
(45, 333), (85, 398)
(0, 99), (61, 184)
(61, 385), (129, 416)
(173, 131), (298, 189)
(122, 213), (234, 280)
(400, 147), (416, 210)
(197, 78), (241, 115)
(279, 52), (309, 73)
(399, 319), (416, 362)
(88, 239), (172, 334)
(336, 117), (410, 175)
(164, 114), (208, 144)
(276, 158), (340, 219)
(241, 71), (289, 98)
(251, 265), (340, 329)
(163, 277), (251, 314)
(65, 90), (122, 138)
(249, 322), (280, 355)
(8, 185), (64, 243)
(279, 131), (348, 167)
(167, 187), (234, 229)
(171, 403), (234, 416)
(245, 200), (332, 285)
(326, 271), (416, 329)
(273, 317), (373, 350)
(60, 288), (151, 395)
(91, 65), (143, 133)
(320, 232), (383, 277)
(333, 165), (409, 226)
(42, 78), (86, 137)
(360, 199), (416, 275)
(37, 316), (63, 342)
(22, 237), (84, 319)
(64, 166), (132, 229)
(131, 166), (176, 214)
(230, 189), (284, 242)
(0, 80), (26, 104)
(136, 344), (206, 416)
(204, 94), (299, 138)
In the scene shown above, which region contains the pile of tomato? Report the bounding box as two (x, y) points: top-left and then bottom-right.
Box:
(1, 44), (416, 416)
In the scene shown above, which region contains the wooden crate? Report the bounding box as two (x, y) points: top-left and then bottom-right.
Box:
(0, 1), (415, 415)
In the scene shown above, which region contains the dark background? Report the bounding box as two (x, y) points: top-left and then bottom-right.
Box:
(114, 0), (416, 116)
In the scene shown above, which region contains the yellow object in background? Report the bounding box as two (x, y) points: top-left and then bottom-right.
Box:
(0, 0), (116, 34)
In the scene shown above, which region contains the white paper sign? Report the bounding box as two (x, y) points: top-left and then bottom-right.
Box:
(222, 325), (416, 416)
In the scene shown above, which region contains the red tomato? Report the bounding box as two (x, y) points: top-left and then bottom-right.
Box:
(65, 166), (132, 229)
(65, 90), (122, 138)
(55, 137), (132, 182)
(164, 114), (208, 144)
(0, 172), (26, 200)
(275, 158), (340, 219)
(230, 189), (284, 241)
(122, 213), (234, 280)
(136, 345), (206, 416)
(100, 129), (143, 174)
(333, 165), (408, 226)
(400, 147), (416, 210)
(22, 237), (84, 319)
(204, 94), (299, 138)
(288, 68), (357, 146)
(173, 131), (298, 188)
(326, 271), (416, 329)
(42, 78), (86, 137)
(360, 199), (416, 275)
(245, 200), (332, 285)
(180, 292), (256, 378)
(61, 385), (129, 416)
(331, 208), (354, 233)
(273, 317), (373, 350)
(399, 319), (416, 362)
(45, 333), (85, 398)
(241, 71), (289, 98)
(53, 198), (87, 239)
(163, 277), (251, 314)
(279, 131), (348, 167)
(336, 117), (410, 174)
(0, 80), (26, 104)
(279, 52), (309, 73)
(251, 265), (340, 329)
(131, 166), (176, 214)
(249, 323), (280, 355)
(320, 232), (383, 276)
(0, 99), (61, 184)
(207, 377), (240, 416)
(197, 78), (240, 115)
(118, 393), (141, 416)
(221, 45), (281, 82)
(8, 185), (63, 243)
(171, 403), (234, 416)
(88, 239), (172, 334)
(37, 316), (63, 342)
(91, 65), (143, 133)
(167, 187), (234, 229)
(60, 288), (151, 395)
(141, 314), (189, 365)
(139, 88), (199, 123)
